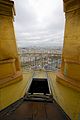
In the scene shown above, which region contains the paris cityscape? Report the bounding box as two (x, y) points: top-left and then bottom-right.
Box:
(18, 46), (62, 71)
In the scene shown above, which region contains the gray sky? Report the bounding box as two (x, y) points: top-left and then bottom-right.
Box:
(14, 0), (65, 47)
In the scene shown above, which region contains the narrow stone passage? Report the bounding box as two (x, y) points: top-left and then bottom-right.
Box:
(0, 71), (71, 120)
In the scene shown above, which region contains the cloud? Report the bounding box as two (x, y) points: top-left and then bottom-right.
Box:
(14, 0), (65, 47)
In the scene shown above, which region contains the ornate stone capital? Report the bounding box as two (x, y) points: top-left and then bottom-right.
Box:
(63, 0), (80, 12)
(0, 0), (15, 18)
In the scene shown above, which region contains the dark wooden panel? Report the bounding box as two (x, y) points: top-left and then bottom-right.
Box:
(1, 101), (71, 120)
(45, 102), (70, 120)
(32, 102), (46, 120)
(2, 102), (33, 120)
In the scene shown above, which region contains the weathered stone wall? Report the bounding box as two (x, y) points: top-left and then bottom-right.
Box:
(0, 0), (22, 87)
(57, 0), (80, 91)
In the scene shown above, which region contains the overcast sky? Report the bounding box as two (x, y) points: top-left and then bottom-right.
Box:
(14, 0), (65, 47)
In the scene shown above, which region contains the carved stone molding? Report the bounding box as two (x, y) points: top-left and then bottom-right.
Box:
(63, 0), (80, 12)
(0, 0), (15, 18)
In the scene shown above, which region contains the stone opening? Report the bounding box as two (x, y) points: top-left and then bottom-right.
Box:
(28, 78), (50, 95)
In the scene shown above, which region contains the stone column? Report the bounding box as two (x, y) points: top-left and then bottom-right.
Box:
(56, 0), (80, 91)
(0, 0), (22, 88)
